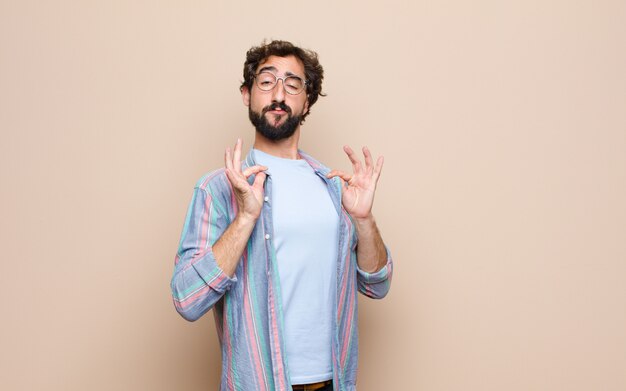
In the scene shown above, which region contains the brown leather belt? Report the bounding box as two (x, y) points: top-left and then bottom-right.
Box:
(291, 379), (332, 390)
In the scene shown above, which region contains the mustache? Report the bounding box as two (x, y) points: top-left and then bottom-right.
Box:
(262, 102), (292, 115)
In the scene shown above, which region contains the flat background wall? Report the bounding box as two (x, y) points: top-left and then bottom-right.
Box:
(1, 1), (625, 390)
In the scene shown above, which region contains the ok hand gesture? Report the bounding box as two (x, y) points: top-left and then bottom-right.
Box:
(327, 146), (384, 220)
(224, 139), (267, 222)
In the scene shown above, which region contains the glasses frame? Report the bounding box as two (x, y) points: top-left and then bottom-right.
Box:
(253, 71), (308, 95)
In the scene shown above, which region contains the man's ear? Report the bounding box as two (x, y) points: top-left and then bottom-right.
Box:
(303, 98), (309, 115)
(241, 86), (251, 107)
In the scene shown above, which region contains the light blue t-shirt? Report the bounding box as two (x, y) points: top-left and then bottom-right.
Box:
(254, 149), (340, 384)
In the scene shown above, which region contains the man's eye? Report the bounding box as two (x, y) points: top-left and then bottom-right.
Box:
(286, 78), (302, 88)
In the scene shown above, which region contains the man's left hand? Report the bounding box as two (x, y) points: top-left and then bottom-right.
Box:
(327, 145), (384, 220)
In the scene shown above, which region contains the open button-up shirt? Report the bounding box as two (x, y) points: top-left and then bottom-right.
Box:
(171, 149), (393, 391)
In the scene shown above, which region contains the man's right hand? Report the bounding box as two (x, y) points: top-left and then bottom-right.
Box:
(224, 138), (267, 223)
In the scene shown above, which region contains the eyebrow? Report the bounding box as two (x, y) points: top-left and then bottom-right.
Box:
(257, 66), (278, 74)
(257, 66), (303, 79)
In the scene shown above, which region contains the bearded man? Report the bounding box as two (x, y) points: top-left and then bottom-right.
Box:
(171, 40), (393, 391)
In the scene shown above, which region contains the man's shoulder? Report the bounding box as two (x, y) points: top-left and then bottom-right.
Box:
(193, 167), (230, 194)
(298, 150), (331, 174)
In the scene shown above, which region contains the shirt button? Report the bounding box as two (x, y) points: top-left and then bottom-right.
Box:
(264, 196), (269, 202)
(265, 234), (270, 240)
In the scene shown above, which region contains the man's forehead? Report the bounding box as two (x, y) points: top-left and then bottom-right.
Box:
(256, 55), (305, 76)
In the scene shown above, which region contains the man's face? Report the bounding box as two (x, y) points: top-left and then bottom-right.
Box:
(242, 55), (309, 141)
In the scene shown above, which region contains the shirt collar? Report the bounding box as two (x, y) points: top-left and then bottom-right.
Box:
(243, 148), (331, 176)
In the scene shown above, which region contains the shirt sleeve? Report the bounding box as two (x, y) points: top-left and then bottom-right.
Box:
(170, 183), (236, 321)
(355, 245), (393, 299)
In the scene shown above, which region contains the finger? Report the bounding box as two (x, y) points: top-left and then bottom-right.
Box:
(225, 147), (233, 171)
(372, 156), (384, 184)
(243, 165), (268, 178)
(252, 171), (267, 190)
(233, 138), (242, 173)
(225, 167), (249, 190)
(327, 169), (353, 184)
(362, 146), (374, 174)
(224, 167), (237, 187)
(343, 145), (362, 174)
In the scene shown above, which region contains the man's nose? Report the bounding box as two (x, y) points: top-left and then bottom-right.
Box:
(271, 79), (286, 102)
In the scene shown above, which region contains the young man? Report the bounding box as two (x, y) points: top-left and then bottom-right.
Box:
(171, 40), (393, 391)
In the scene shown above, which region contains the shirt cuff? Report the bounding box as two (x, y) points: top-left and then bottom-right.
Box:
(356, 247), (392, 283)
(191, 250), (238, 293)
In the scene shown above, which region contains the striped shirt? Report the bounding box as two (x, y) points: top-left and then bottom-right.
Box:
(171, 149), (393, 391)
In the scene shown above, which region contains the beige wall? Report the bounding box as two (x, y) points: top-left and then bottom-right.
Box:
(1, 1), (625, 390)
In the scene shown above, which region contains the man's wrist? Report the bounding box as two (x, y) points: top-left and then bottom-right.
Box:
(353, 213), (376, 227)
(234, 212), (259, 228)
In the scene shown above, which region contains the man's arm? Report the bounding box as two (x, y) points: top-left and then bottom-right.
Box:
(353, 214), (393, 299)
(353, 215), (387, 273)
(213, 138), (267, 277)
(211, 214), (258, 276)
(171, 139), (266, 320)
(328, 145), (389, 272)
(327, 145), (393, 298)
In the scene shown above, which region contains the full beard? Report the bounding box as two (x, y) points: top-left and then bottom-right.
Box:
(248, 102), (302, 141)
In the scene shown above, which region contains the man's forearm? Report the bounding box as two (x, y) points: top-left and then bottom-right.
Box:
(354, 214), (387, 273)
(212, 215), (258, 277)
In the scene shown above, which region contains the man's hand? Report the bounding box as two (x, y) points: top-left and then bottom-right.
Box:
(327, 145), (384, 221)
(224, 138), (267, 222)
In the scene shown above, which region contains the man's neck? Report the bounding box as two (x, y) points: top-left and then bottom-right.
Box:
(253, 128), (301, 159)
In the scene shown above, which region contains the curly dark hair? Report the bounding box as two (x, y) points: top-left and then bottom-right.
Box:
(240, 40), (325, 122)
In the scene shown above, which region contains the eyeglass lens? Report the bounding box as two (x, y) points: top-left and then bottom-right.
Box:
(256, 72), (305, 94)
